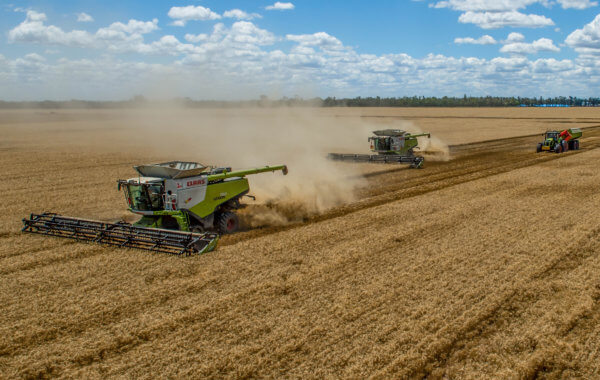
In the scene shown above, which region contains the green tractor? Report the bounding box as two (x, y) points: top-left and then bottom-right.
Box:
(537, 128), (582, 153)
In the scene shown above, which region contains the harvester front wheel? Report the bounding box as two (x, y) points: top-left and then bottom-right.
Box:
(554, 144), (562, 153)
(216, 212), (239, 234)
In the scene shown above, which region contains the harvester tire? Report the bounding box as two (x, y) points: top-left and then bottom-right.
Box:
(555, 144), (562, 153)
(216, 212), (239, 234)
(536, 143), (542, 153)
(575, 140), (580, 150)
(562, 140), (568, 152)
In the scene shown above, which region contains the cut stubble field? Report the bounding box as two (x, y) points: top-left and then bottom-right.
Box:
(1, 107), (600, 378)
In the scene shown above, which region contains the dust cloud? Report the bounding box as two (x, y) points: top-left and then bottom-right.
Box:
(116, 107), (377, 227)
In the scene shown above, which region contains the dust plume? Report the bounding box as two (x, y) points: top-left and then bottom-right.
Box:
(395, 120), (451, 161)
(115, 107), (376, 227)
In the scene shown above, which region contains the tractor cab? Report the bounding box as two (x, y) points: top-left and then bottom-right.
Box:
(118, 178), (165, 212)
(544, 131), (559, 146)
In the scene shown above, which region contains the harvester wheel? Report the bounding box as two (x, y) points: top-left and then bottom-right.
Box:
(562, 140), (568, 152)
(554, 144), (562, 153)
(216, 212), (239, 234)
(536, 143), (542, 153)
(575, 140), (580, 150)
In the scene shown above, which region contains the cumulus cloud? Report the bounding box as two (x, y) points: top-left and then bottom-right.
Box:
(184, 33), (208, 43)
(432, 1), (556, 29)
(9, 11), (164, 53)
(566, 14), (600, 54)
(454, 35), (497, 44)
(556, 0), (598, 9)
(266, 2), (295, 10)
(9, 10), (94, 47)
(432, 0), (542, 12)
(4, 6), (600, 100)
(77, 12), (94, 22)
(223, 9), (261, 20)
(286, 32), (344, 51)
(500, 37), (560, 54)
(459, 11), (554, 29)
(167, 5), (221, 26)
(506, 32), (526, 42)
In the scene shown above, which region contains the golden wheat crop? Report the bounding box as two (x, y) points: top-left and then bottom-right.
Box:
(1, 108), (600, 378)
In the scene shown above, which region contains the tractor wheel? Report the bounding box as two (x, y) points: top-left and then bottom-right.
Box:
(536, 143), (542, 153)
(216, 212), (239, 234)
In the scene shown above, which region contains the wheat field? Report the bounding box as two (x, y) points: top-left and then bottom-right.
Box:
(1, 107), (600, 378)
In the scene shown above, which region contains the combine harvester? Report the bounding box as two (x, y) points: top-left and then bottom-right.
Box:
(22, 161), (288, 255)
(536, 128), (582, 153)
(328, 129), (431, 168)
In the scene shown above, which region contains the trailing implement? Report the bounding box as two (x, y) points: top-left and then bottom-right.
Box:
(536, 128), (582, 153)
(22, 161), (288, 255)
(328, 129), (431, 168)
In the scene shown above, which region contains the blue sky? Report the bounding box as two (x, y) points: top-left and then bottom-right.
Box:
(1, 0), (600, 100)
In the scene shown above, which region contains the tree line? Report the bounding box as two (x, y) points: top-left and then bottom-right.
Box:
(0, 95), (598, 109)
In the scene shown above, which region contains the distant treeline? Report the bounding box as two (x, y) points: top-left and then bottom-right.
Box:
(322, 96), (600, 107)
(1, 95), (599, 109)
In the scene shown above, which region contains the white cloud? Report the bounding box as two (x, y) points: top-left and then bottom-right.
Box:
(459, 11), (554, 29)
(556, 0), (598, 9)
(223, 9), (261, 20)
(8, 10), (94, 47)
(500, 37), (560, 54)
(266, 2), (295, 10)
(167, 6), (221, 26)
(9, 12), (163, 53)
(100, 19), (158, 35)
(432, 0), (542, 12)
(506, 32), (525, 42)
(184, 33), (208, 43)
(566, 14), (600, 54)
(286, 32), (344, 50)
(432, 1), (556, 29)
(77, 13), (93, 23)
(4, 9), (600, 99)
(454, 35), (497, 44)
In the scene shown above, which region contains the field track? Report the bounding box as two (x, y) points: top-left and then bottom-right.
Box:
(1, 110), (600, 378)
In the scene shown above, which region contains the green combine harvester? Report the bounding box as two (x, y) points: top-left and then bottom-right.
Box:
(22, 161), (288, 255)
(328, 129), (431, 168)
(536, 128), (582, 153)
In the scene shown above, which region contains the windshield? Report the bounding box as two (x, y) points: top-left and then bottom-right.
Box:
(124, 183), (163, 211)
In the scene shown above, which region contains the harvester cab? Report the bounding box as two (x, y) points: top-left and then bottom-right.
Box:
(368, 129), (431, 156)
(328, 129), (431, 168)
(119, 161), (288, 234)
(536, 128), (581, 153)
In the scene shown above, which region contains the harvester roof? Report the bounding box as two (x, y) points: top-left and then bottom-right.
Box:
(134, 161), (208, 179)
(372, 129), (408, 137)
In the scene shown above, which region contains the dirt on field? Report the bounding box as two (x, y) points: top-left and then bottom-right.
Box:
(1, 107), (600, 378)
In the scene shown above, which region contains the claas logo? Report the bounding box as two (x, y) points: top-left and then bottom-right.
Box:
(186, 179), (206, 187)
